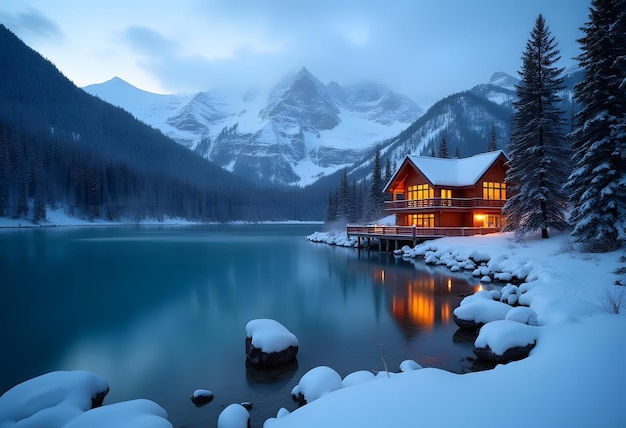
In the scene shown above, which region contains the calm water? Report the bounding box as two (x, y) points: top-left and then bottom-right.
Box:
(0, 224), (483, 427)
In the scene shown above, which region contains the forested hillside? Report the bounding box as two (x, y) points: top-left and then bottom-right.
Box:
(0, 25), (324, 222)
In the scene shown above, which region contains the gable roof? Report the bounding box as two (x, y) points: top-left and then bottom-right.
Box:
(384, 150), (507, 191)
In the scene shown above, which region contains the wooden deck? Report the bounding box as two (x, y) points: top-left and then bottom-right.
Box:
(384, 198), (506, 211)
(346, 225), (501, 251)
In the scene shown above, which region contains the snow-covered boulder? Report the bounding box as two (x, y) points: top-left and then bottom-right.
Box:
(190, 389), (214, 406)
(342, 371), (375, 388)
(399, 360), (423, 372)
(0, 370), (109, 428)
(61, 399), (172, 428)
(473, 320), (539, 363)
(453, 299), (512, 330)
(245, 319), (299, 367)
(217, 404), (249, 428)
(291, 366), (343, 406)
(506, 306), (539, 326)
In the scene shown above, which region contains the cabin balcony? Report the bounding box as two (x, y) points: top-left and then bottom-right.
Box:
(384, 197), (506, 212)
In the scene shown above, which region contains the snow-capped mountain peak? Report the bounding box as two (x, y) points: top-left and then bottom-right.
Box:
(487, 72), (519, 91)
(84, 69), (423, 187)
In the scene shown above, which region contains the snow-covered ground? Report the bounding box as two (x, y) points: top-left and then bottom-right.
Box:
(287, 229), (626, 427)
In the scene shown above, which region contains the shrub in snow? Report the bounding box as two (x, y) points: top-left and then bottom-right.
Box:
(291, 366), (343, 406)
(399, 360), (423, 372)
(62, 399), (172, 428)
(473, 320), (539, 363)
(217, 404), (250, 428)
(505, 306), (539, 326)
(0, 370), (109, 428)
(245, 319), (299, 367)
(190, 389), (214, 406)
(453, 299), (512, 330)
(342, 370), (376, 388)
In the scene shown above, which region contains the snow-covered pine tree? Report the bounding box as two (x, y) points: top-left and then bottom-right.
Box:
(488, 125), (498, 151)
(438, 136), (449, 158)
(503, 14), (570, 239)
(368, 146), (385, 221)
(565, 0), (626, 252)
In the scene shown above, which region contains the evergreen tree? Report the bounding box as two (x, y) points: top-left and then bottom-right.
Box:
(565, 0), (626, 252)
(384, 157), (393, 184)
(337, 167), (350, 220)
(368, 146), (385, 220)
(503, 14), (570, 239)
(488, 125), (498, 151)
(454, 146), (461, 159)
(438, 136), (449, 158)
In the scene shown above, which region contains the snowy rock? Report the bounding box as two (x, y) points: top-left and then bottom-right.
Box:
(453, 299), (512, 330)
(62, 399), (172, 428)
(342, 371), (375, 388)
(245, 319), (299, 367)
(190, 389), (214, 406)
(276, 407), (290, 418)
(291, 366), (343, 406)
(480, 275), (492, 283)
(473, 320), (538, 363)
(0, 370), (109, 428)
(217, 404), (250, 428)
(506, 306), (539, 326)
(399, 360), (423, 372)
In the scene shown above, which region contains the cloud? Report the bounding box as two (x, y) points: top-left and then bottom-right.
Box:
(0, 7), (63, 41)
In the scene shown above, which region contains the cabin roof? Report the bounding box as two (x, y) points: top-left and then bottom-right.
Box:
(384, 150), (507, 191)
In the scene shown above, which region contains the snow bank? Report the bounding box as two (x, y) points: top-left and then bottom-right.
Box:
(265, 315), (626, 428)
(61, 399), (172, 428)
(0, 371), (109, 428)
(246, 319), (298, 353)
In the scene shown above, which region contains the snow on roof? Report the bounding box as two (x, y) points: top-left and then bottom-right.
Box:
(386, 150), (506, 189)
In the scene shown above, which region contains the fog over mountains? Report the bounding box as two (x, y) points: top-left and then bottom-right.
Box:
(86, 66), (582, 188)
(85, 67), (422, 187)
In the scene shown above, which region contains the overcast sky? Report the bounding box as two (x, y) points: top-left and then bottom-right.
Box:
(1, 0), (591, 108)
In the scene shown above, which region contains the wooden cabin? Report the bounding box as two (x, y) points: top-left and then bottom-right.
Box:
(383, 151), (509, 229)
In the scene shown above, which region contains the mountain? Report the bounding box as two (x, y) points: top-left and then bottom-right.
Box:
(85, 67), (423, 187)
(0, 25), (324, 222)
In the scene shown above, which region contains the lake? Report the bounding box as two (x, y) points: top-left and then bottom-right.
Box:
(0, 224), (484, 427)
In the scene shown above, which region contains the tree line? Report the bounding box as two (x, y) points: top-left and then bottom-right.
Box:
(503, 0), (625, 252)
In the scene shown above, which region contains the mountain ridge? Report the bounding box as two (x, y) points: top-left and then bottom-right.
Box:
(85, 68), (423, 187)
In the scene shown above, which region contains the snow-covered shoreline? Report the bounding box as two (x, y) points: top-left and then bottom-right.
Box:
(287, 229), (626, 427)
(0, 208), (323, 229)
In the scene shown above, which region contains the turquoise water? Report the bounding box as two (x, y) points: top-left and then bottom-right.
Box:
(0, 224), (481, 427)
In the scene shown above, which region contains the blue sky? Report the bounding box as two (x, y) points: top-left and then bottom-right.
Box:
(0, 0), (591, 107)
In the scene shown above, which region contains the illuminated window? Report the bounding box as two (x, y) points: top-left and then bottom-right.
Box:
(483, 182), (507, 200)
(440, 189), (452, 206)
(407, 184), (434, 200)
(408, 214), (434, 227)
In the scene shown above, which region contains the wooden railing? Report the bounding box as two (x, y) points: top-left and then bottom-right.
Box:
(346, 225), (501, 238)
(384, 198), (506, 210)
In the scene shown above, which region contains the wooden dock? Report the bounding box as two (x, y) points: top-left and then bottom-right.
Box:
(346, 225), (501, 252)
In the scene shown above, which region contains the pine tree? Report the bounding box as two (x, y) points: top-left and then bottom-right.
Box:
(438, 136), (449, 158)
(384, 157), (393, 184)
(565, 0), (626, 252)
(488, 125), (498, 151)
(337, 167), (350, 220)
(368, 146), (385, 220)
(454, 147), (461, 159)
(503, 14), (570, 239)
